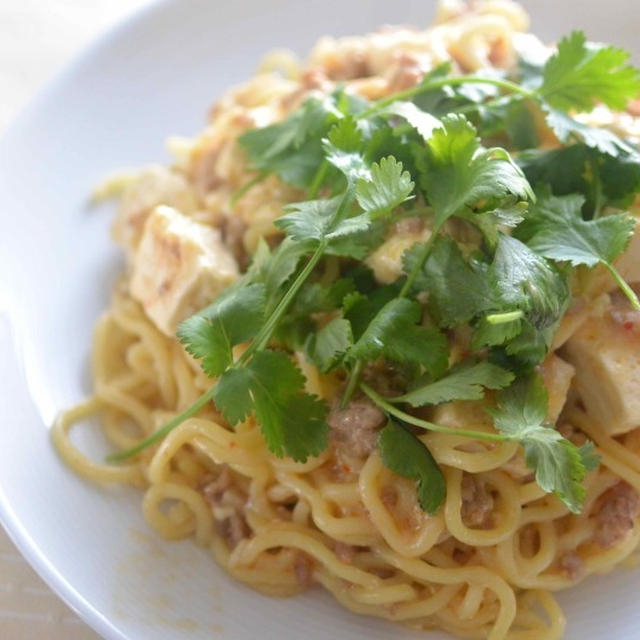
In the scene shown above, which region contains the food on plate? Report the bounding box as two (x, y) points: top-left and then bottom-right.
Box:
(54, 1), (640, 637)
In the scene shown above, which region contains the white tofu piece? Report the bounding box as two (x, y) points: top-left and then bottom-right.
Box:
(563, 306), (640, 435)
(366, 227), (431, 284)
(112, 166), (199, 259)
(130, 206), (238, 335)
(538, 354), (575, 425)
(582, 217), (640, 297)
(551, 300), (590, 350)
(614, 217), (640, 284)
(432, 399), (494, 431)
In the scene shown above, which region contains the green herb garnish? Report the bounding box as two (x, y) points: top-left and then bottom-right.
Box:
(108, 29), (640, 515)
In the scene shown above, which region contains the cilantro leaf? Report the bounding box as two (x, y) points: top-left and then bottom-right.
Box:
(381, 101), (441, 139)
(213, 350), (328, 461)
(416, 114), (533, 228)
(342, 285), (399, 340)
(599, 152), (640, 206)
(347, 298), (448, 377)
(355, 156), (415, 218)
(458, 199), (527, 250)
(519, 191), (637, 307)
(518, 145), (593, 204)
(323, 117), (370, 183)
(292, 278), (356, 317)
(543, 107), (638, 157)
(503, 319), (558, 370)
(471, 315), (522, 350)
(519, 144), (640, 215)
(489, 375), (597, 513)
(305, 317), (353, 372)
(502, 100), (539, 149)
(275, 196), (372, 258)
(404, 233), (568, 354)
(412, 63), (499, 116)
(521, 191), (635, 267)
(239, 94), (340, 188)
(540, 31), (640, 112)
(177, 283), (266, 377)
(396, 360), (514, 407)
(377, 420), (445, 514)
(276, 279), (354, 352)
(491, 234), (570, 330)
(248, 237), (308, 308)
(404, 236), (493, 326)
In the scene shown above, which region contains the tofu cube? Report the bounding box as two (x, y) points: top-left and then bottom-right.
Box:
(112, 166), (199, 259)
(130, 206), (238, 335)
(538, 354), (575, 425)
(614, 217), (640, 284)
(563, 308), (640, 435)
(366, 226), (431, 284)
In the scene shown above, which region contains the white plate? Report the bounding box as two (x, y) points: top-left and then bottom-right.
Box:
(0, 1), (639, 638)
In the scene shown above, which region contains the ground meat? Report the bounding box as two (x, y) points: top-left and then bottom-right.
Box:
(393, 215), (424, 235)
(608, 288), (640, 331)
(452, 545), (474, 565)
(557, 422), (588, 446)
(334, 542), (357, 564)
(218, 513), (250, 548)
(300, 68), (332, 92)
(327, 397), (385, 458)
(323, 52), (370, 80)
(201, 468), (232, 505)
(381, 485), (399, 509)
(201, 468), (251, 548)
(362, 360), (411, 397)
(460, 473), (494, 529)
(293, 552), (314, 587)
(593, 482), (640, 548)
(559, 551), (583, 581)
(386, 53), (424, 92)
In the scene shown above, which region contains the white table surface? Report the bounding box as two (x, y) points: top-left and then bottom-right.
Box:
(0, 3), (149, 637)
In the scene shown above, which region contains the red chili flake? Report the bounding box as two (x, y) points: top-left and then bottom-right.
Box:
(624, 321), (634, 331)
(342, 465), (350, 474)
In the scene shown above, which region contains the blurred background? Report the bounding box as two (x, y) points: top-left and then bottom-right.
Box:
(0, 0), (149, 131)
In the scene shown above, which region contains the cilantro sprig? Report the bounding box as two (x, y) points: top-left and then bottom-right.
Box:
(107, 27), (640, 516)
(364, 375), (598, 514)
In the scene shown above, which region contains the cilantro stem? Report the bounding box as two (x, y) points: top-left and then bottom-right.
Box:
(243, 189), (355, 360)
(106, 386), (216, 462)
(341, 360), (363, 408)
(361, 383), (505, 443)
(360, 76), (534, 118)
(307, 160), (329, 199)
(454, 94), (517, 116)
(486, 310), (524, 324)
(398, 223), (440, 297)
(240, 241), (328, 361)
(604, 262), (640, 310)
(588, 153), (604, 219)
(230, 171), (268, 205)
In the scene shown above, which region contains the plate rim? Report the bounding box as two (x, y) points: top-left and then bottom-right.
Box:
(0, 3), (177, 638)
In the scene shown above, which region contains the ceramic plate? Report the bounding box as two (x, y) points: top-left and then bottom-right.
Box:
(0, 0), (638, 638)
